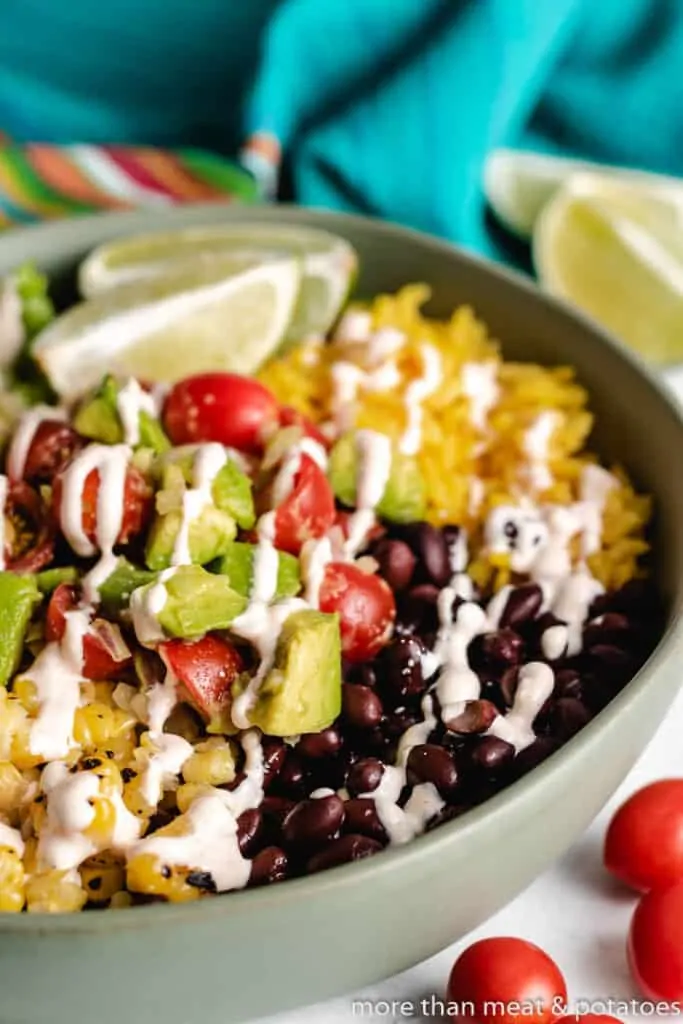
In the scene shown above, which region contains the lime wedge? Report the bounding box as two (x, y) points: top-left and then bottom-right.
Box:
(533, 173), (683, 365)
(33, 255), (302, 400)
(78, 223), (358, 342)
(485, 149), (683, 239)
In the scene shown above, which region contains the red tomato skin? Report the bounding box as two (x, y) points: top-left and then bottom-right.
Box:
(3, 480), (55, 572)
(163, 373), (279, 452)
(45, 584), (131, 680)
(52, 466), (152, 548)
(552, 1016), (623, 1024)
(319, 562), (396, 663)
(628, 880), (683, 1003)
(604, 780), (683, 893)
(277, 406), (330, 449)
(447, 937), (567, 1024)
(159, 635), (244, 718)
(19, 421), (83, 484)
(273, 454), (336, 556)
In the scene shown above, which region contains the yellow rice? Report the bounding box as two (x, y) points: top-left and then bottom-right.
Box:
(259, 285), (651, 592)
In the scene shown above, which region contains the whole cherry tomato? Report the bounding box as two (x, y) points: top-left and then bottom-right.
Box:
(2, 480), (54, 572)
(163, 373), (279, 453)
(446, 937), (567, 1024)
(52, 465), (152, 549)
(628, 879), (683, 1003)
(604, 779), (683, 892)
(273, 453), (336, 556)
(553, 1016), (623, 1024)
(319, 562), (395, 662)
(160, 635), (244, 722)
(46, 584), (132, 680)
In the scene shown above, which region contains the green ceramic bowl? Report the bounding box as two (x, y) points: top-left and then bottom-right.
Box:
(1, 205), (683, 1024)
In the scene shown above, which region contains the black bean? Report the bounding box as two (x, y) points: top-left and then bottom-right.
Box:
(443, 699), (498, 735)
(397, 583), (440, 633)
(426, 804), (468, 831)
(548, 697), (593, 741)
(306, 834), (383, 873)
(500, 584), (543, 629)
(236, 808), (263, 857)
(372, 538), (417, 591)
(513, 737), (558, 778)
(553, 669), (582, 700)
(380, 635), (427, 701)
(406, 744), (459, 798)
(342, 683), (383, 729)
(346, 757), (385, 797)
(342, 798), (388, 842)
(275, 753), (308, 798)
(588, 643), (633, 676)
(262, 737), (286, 790)
(400, 521), (451, 587)
(470, 736), (515, 773)
(260, 796), (295, 843)
(583, 612), (631, 650)
(500, 665), (520, 706)
(297, 727), (342, 760)
(473, 629), (524, 671)
(283, 794), (345, 852)
(382, 707), (422, 741)
(249, 846), (289, 887)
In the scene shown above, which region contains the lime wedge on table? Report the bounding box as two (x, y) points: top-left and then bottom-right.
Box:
(33, 256), (301, 400)
(78, 223), (358, 342)
(484, 148), (683, 239)
(533, 173), (683, 365)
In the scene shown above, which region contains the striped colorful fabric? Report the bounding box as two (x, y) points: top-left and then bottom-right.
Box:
(0, 143), (261, 228)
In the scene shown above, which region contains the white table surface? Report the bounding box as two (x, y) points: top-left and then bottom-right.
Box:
(255, 369), (683, 1024)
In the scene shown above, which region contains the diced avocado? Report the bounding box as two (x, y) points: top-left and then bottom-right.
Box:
(145, 505), (237, 571)
(74, 375), (170, 453)
(213, 542), (301, 599)
(211, 461), (255, 530)
(0, 573), (40, 686)
(249, 609), (341, 736)
(35, 566), (79, 595)
(98, 558), (157, 615)
(328, 430), (427, 523)
(145, 565), (247, 638)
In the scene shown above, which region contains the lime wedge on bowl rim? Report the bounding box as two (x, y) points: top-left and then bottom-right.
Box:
(533, 173), (683, 366)
(33, 255), (302, 401)
(78, 222), (358, 343)
(484, 148), (683, 240)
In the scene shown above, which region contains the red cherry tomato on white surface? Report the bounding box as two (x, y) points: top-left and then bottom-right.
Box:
(628, 879), (683, 1003)
(46, 584), (132, 680)
(553, 1016), (623, 1024)
(446, 937), (567, 1024)
(159, 635), (244, 721)
(52, 465), (152, 549)
(604, 779), (683, 892)
(272, 453), (335, 556)
(319, 562), (395, 662)
(163, 373), (279, 453)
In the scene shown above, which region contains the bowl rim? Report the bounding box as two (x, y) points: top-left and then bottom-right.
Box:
(2, 202), (683, 932)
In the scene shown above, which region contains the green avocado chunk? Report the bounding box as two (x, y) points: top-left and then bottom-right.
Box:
(98, 558), (157, 615)
(74, 375), (170, 454)
(137, 565), (247, 639)
(328, 430), (427, 523)
(248, 609), (341, 737)
(35, 566), (79, 595)
(0, 573), (40, 686)
(213, 542), (301, 599)
(157, 448), (255, 530)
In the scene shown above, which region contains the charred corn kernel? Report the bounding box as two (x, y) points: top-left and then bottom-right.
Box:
(80, 681), (124, 706)
(27, 792), (47, 834)
(26, 871), (87, 913)
(126, 853), (201, 903)
(0, 693), (41, 769)
(81, 853), (125, 902)
(175, 782), (214, 814)
(84, 797), (117, 842)
(0, 761), (30, 819)
(110, 890), (134, 908)
(73, 703), (117, 749)
(12, 678), (38, 714)
(0, 847), (26, 912)
(182, 738), (237, 787)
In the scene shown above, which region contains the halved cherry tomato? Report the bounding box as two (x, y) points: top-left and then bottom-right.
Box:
(162, 373), (279, 453)
(159, 635), (244, 721)
(273, 453), (336, 556)
(3, 480), (54, 572)
(52, 465), (152, 549)
(319, 562), (395, 662)
(19, 421), (83, 483)
(46, 584), (132, 680)
(447, 937), (567, 1024)
(628, 879), (683, 1002)
(277, 406), (330, 449)
(332, 508), (386, 546)
(604, 779), (683, 892)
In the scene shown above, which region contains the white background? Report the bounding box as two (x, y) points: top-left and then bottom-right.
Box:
(255, 369), (683, 1024)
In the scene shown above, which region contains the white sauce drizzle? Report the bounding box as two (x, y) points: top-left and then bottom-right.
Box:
(487, 662), (555, 752)
(541, 624), (569, 661)
(172, 443), (228, 566)
(6, 404), (68, 481)
(334, 310), (372, 343)
(461, 362), (499, 433)
(115, 378), (159, 447)
(271, 437), (327, 507)
(0, 820), (24, 856)
(523, 411), (559, 492)
(139, 733), (193, 808)
(344, 430), (393, 558)
(130, 567), (175, 645)
(59, 443), (131, 559)
(399, 345), (442, 456)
